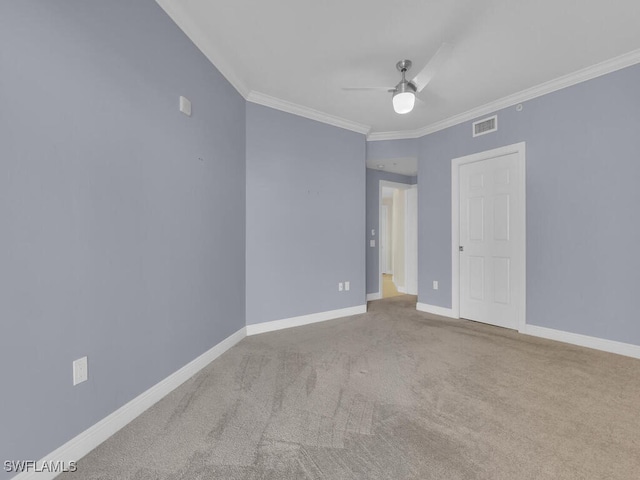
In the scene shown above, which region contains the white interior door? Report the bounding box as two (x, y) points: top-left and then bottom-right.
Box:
(380, 205), (389, 274)
(392, 189), (405, 290)
(459, 152), (523, 329)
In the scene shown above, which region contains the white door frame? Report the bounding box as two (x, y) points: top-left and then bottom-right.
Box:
(380, 204), (389, 274)
(451, 142), (526, 331)
(379, 180), (415, 298)
(404, 185), (418, 295)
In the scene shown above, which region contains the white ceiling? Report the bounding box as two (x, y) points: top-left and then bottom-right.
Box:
(157, 0), (640, 138)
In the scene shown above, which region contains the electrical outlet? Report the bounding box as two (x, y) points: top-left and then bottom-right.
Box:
(370, 240), (375, 247)
(338, 282), (344, 292)
(345, 281), (350, 291)
(73, 356), (88, 386)
(433, 281), (439, 290)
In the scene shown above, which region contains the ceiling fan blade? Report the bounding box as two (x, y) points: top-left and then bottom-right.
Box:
(411, 43), (453, 93)
(416, 88), (446, 106)
(341, 87), (394, 92)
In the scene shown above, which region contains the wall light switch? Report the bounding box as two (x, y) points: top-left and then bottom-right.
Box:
(73, 356), (88, 386)
(370, 240), (375, 247)
(338, 282), (344, 292)
(179, 96), (192, 116)
(433, 281), (439, 290)
(345, 281), (350, 291)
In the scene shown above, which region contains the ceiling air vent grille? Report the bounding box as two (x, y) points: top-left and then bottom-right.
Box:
(472, 115), (498, 137)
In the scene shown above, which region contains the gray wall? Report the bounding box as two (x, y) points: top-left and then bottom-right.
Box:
(367, 138), (419, 163)
(365, 169), (416, 295)
(0, 1), (246, 474)
(414, 63), (640, 345)
(246, 103), (366, 324)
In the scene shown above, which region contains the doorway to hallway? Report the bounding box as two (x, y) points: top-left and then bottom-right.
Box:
(382, 273), (402, 298)
(378, 181), (418, 299)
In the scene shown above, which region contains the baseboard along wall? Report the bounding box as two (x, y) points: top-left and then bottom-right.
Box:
(13, 327), (247, 480)
(416, 302), (640, 360)
(521, 324), (640, 360)
(20, 299), (640, 480)
(416, 302), (457, 319)
(16, 304), (366, 479)
(246, 305), (367, 336)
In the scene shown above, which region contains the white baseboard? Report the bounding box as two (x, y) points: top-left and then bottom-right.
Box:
(521, 324), (640, 360)
(367, 292), (382, 301)
(13, 327), (247, 480)
(416, 302), (458, 319)
(397, 286), (407, 294)
(246, 305), (367, 336)
(415, 303), (640, 360)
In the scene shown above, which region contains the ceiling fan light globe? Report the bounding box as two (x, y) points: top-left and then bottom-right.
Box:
(393, 91), (415, 114)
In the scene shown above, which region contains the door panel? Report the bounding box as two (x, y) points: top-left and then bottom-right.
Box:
(493, 257), (510, 304)
(468, 256), (485, 300)
(380, 205), (388, 274)
(468, 197), (485, 241)
(493, 194), (510, 240)
(459, 152), (521, 329)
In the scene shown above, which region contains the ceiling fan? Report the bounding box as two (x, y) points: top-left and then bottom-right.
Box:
(343, 43), (453, 114)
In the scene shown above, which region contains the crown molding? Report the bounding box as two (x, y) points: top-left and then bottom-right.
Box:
(247, 91), (371, 135)
(157, 1), (369, 135)
(155, 0), (250, 99)
(150, 6), (640, 142)
(368, 47), (640, 141)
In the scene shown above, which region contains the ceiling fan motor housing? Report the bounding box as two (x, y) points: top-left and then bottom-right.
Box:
(393, 59), (417, 93)
(396, 59), (413, 72)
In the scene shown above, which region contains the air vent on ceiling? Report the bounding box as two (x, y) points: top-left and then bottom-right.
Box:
(472, 115), (498, 137)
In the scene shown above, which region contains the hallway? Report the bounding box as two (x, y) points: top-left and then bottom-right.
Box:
(382, 273), (402, 298)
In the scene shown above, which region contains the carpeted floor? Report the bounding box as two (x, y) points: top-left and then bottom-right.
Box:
(62, 296), (640, 479)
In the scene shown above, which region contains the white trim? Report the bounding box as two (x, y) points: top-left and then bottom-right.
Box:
(380, 204), (389, 275)
(415, 305), (640, 360)
(247, 91), (370, 135)
(416, 302), (457, 319)
(379, 179), (413, 194)
(150, 5), (372, 136)
(379, 180), (414, 300)
(397, 285), (407, 294)
(521, 324), (640, 360)
(368, 48), (640, 141)
(246, 305), (367, 336)
(450, 157), (461, 320)
(157, 1), (640, 143)
(155, 0), (250, 98)
(404, 185), (418, 295)
(367, 292), (382, 301)
(472, 115), (498, 137)
(451, 142), (527, 330)
(14, 327), (246, 480)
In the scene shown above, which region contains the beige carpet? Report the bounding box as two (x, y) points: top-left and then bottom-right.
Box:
(62, 296), (640, 479)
